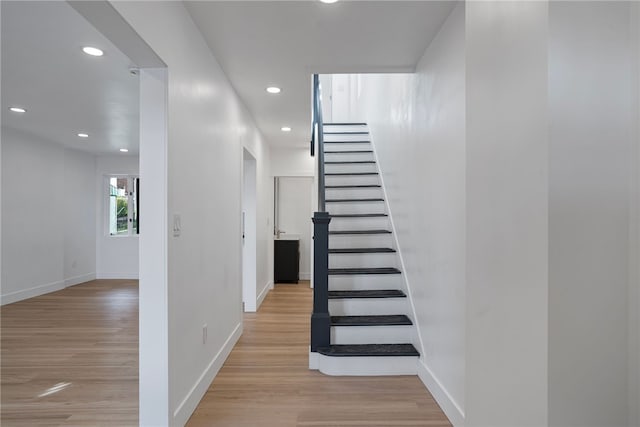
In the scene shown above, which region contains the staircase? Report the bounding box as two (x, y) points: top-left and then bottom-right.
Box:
(311, 122), (420, 376)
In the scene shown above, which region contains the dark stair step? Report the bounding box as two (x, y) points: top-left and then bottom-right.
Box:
(326, 198), (384, 203)
(326, 185), (381, 189)
(329, 248), (396, 254)
(331, 314), (412, 327)
(317, 344), (419, 357)
(325, 161), (376, 164)
(328, 267), (401, 275)
(325, 172), (378, 176)
(324, 132), (369, 135)
(329, 230), (391, 235)
(328, 289), (406, 299)
(324, 141), (371, 144)
(324, 122), (367, 126)
(325, 150), (373, 154)
(329, 213), (388, 217)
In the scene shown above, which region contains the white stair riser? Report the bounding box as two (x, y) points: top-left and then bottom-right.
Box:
(324, 142), (372, 151)
(329, 253), (398, 269)
(324, 152), (374, 162)
(325, 175), (380, 186)
(316, 354), (418, 376)
(331, 325), (412, 345)
(324, 134), (370, 143)
(329, 216), (390, 231)
(325, 163), (378, 174)
(329, 298), (407, 316)
(326, 201), (386, 215)
(326, 188), (383, 200)
(329, 274), (403, 291)
(323, 124), (368, 133)
(329, 233), (393, 248)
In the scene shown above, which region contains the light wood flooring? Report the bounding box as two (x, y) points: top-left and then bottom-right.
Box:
(186, 283), (451, 427)
(1, 280), (451, 427)
(1, 279), (138, 426)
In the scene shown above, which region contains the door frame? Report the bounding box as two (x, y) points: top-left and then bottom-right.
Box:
(242, 149), (258, 312)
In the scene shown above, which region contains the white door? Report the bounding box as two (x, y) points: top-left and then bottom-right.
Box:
(276, 177), (313, 281)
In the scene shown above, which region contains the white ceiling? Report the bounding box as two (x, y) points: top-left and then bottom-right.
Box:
(1, 1), (140, 155)
(185, 1), (456, 148)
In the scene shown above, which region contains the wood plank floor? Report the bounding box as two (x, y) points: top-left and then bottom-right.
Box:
(1, 280), (451, 427)
(1, 279), (138, 426)
(186, 284), (451, 427)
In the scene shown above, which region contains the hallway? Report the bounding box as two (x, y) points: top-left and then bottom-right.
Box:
(186, 284), (451, 427)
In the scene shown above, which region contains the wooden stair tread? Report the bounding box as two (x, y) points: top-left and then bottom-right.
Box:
(328, 289), (406, 298)
(325, 150), (373, 154)
(326, 185), (381, 189)
(325, 161), (376, 164)
(331, 315), (412, 327)
(317, 344), (419, 357)
(329, 230), (391, 235)
(326, 198), (384, 203)
(324, 122), (367, 126)
(325, 172), (378, 176)
(329, 248), (396, 254)
(329, 213), (388, 217)
(328, 267), (401, 275)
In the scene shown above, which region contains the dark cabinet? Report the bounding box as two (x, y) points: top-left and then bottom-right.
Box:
(274, 239), (299, 283)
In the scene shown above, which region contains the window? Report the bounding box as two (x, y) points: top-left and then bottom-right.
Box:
(108, 176), (139, 236)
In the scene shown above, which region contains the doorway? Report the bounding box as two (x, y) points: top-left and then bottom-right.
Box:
(242, 149), (258, 311)
(274, 176), (313, 283)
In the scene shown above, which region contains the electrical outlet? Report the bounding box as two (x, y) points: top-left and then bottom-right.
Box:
(173, 214), (181, 237)
(202, 323), (207, 344)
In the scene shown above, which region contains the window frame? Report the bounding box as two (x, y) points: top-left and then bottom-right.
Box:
(105, 174), (139, 237)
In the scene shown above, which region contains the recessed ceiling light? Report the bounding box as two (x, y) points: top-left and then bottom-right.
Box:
(120, 148), (129, 153)
(281, 126), (292, 132)
(82, 46), (103, 57)
(266, 86), (281, 94)
(77, 133), (89, 138)
(9, 107), (26, 113)
(319, 0), (339, 3)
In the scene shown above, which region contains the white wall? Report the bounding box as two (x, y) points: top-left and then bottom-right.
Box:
(64, 148), (98, 285)
(548, 3), (637, 426)
(347, 5), (465, 424)
(631, 5), (640, 426)
(1, 127), (96, 304)
(465, 2), (550, 426)
(271, 147), (314, 177)
(109, 2), (272, 425)
(95, 154), (139, 279)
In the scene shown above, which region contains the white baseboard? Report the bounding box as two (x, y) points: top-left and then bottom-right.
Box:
(300, 272), (311, 280)
(173, 322), (243, 426)
(417, 359), (464, 427)
(1, 279), (65, 305)
(309, 349), (319, 370)
(96, 272), (139, 280)
(257, 280), (273, 309)
(65, 272), (96, 287)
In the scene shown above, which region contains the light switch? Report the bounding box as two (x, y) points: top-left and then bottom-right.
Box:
(173, 214), (181, 237)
